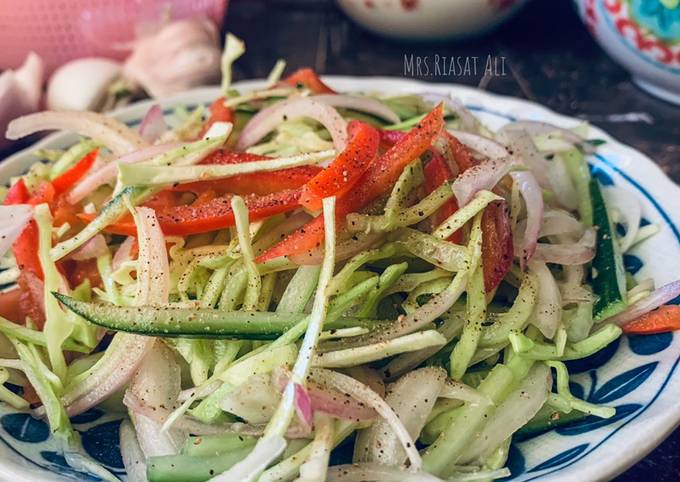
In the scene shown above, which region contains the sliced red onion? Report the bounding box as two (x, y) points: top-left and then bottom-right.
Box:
(510, 171), (543, 267)
(459, 364), (551, 463)
(112, 236), (136, 271)
(538, 210), (585, 239)
(274, 370), (378, 422)
(68, 142), (179, 204)
(7, 111), (147, 156)
(125, 391), (311, 438)
(119, 419), (147, 482)
(69, 234), (108, 261)
(500, 121), (593, 153)
(559, 265), (593, 305)
(139, 104), (167, 143)
(294, 382), (314, 432)
(452, 157), (517, 207)
(62, 333), (155, 416)
(603, 186), (641, 253)
(354, 367), (445, 466)
(533, 228), (596, 266)
(607, 280), (680, 327)
(496, 129), (550, 188)
(0, 205), (33, 258)
(327, 463), (443, 482)
(134, 206), (169, 305)
(529, 260), (562, 339)
(448, 129), (508, 160)
(236, 97), (348, 151)
(311, 367), (423, 471)
(313, 94), (400, 123)
(547, 155), (578, 211)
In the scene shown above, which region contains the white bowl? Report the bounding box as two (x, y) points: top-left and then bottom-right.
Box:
(574, 0), (680, 104)
(336, 0), (530, 40)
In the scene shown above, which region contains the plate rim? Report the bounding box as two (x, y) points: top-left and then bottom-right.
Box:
(1, 76), (679, 482)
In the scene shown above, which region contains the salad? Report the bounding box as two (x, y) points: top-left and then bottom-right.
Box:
(0, 36), (679, 482)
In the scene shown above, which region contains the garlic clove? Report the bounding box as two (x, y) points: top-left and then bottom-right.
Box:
(47, 57), (122, 112)
(0, 52), (45, 149)
(123, 18), (221, 99)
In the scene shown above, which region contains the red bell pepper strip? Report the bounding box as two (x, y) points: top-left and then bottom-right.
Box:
(169, 151), (323, 196)
(423, 151), (462, 244)
(17, 271), (45, 328)
(283, 68), (336, 94)
(3, 179), (30, 205)
(443, 131), (475, 173)
(3, 179), (43, 279)
(198, 97), (235, 138)
(299, 120), (380, 211)
(481, 201), (513, 293)
(27, 181), (55, 206)
(51, 149), (98, 195)
(622, 305), (680, 335)
(257, 104), (445, 262)
(79, 189), (303, 237)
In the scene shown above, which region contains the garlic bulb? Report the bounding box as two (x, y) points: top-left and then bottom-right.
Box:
(0, 52), (44, 148)
(47, 58), (122, 112)
(123, 18), (222, 99)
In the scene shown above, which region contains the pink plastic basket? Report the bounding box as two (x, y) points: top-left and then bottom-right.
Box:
(0, 0), (229, 73)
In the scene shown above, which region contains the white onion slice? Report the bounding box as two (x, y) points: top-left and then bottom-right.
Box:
(7, 111), (147, 155)
(133, 206), (170, 305)
(607, 280), (680, 327)
(0, 204), (33, 258)
(459, 364), (551, 463)
(236, 97), (348, 151)
(327, 463), (443, 482)
(112, 236), (136, 272)
(538, 210), (585, 239)
(501, 120), (592, 153)
(510, 171), (543, 267)
(119, 419), (147, 482)
(311, 367), (422, 471)
(68, 142), (179, 204)
(138, 104), (167, 143)
(448, 129), (508, 159)
(452, 157), (517, 207)
(422, 93), (479, 133)
(603, 186), (641, 253)
(529, 260), (562, 339)
(220, 373), (282, 424)
(354, 367), (445, 466)
(69, 234), (108, 261)
(313, 94), (400, 123)
(532, 228), (596, 266)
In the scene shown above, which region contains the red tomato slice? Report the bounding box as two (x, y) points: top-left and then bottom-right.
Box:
(283, 68), (336, 94)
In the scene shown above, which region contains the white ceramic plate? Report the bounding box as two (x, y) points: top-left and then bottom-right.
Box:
(1, 78), (679, 482)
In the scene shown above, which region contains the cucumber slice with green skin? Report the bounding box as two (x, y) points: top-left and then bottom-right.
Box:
(54, 293), (386, 339)
(148, 447), (251, 482)
(181, 434), (256, 457)
(514, 405), (588, 442)
(590, 178), (628, 320)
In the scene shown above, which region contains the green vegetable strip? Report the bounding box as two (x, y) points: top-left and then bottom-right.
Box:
(562, 149), (592, 226)
(265, 196), (336, 438)
(383, 113), (426, 131)
(257, 273), (277, 311)
(219, 263), (248, 310)
(422, 356), (534, 477)
(479, 272), (539, 347)
(181, 434), (257, 457)
(313, 330), (446, 368)
(35, 204), (72, 381)
(394, 229), (468, 272)
(54, 294), (382, 339)
(201, 265), (230, 308)
(546, 361), (615, 418)
(0, 368), (28, 409)
(385, 159), (424, 216)
(347, 183), (453, 233)
(356, 262), (408, 318)
(118, 149), (335, 188)
(232, 196), (262, 311)
(590, 178), (628, 320)
(450, 212), (486, 380)
(50, 139), (100, 179)
(147, 446), (252, 482)
(432, 190), (503, 240)
(276, 266), (321, 313)
(221, 32), (245, 95)
(0, 316), (88, 353)
(509, 324), (622, 361)
(327, 243), (398, 295)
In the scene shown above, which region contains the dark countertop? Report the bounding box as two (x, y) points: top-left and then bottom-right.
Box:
(225, 0), (680, 480)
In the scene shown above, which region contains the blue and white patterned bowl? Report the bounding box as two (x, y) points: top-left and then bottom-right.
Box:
(1, 78), (679, 481)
